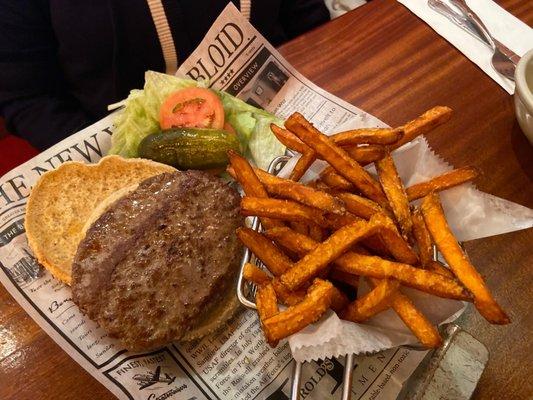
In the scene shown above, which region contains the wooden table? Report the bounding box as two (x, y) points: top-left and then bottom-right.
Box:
(1, 0), (532, 399)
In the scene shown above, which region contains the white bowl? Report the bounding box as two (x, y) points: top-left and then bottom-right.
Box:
(514, 48), (533, 144)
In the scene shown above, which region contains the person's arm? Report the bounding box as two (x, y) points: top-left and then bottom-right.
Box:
(280, 0), (331, 39)
(0, 0), (91, 150)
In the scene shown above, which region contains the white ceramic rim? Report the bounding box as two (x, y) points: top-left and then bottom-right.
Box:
(515, 48), (533, 112)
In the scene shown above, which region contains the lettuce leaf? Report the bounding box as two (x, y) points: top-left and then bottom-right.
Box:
(109, 71), (285, 169)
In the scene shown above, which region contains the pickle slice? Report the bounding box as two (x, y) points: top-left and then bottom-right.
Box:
(139, 128), (241, 170)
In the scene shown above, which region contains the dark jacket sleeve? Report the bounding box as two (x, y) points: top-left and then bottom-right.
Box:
(280, 0), (331, 39)
(0, 0), (91, 150)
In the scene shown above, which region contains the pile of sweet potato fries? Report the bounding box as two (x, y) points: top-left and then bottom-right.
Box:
(228, 107), (509, 348)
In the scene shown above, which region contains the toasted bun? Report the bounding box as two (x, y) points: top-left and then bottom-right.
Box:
(25, 156), (175, 285)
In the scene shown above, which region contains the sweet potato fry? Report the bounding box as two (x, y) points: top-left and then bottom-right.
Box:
(243, 263), (271, 285)
(254, 169), (346, 214)
(228, 151), (266, 197)
(411, 209), (454, 277)
(326, 211), (363, 229)
(243, 262), (305, 306)
(341, 279), (399, 322)
(308, 179), (331, 192)
(343, 145), (386, 164)
(330, 269), (359, 288)
(270, 124), (310, 154)
(371, 213), (418, 264)
(331, 128), (404, 146)
(324, 213), (389, 256)
(376, 152), (413, 239)
(265, 226), (367, 260)
(236, 227), (293, 276)
(289, 221), (309, 236)
(406, 167), (479, 201)
(227, 151), (283, 229)
(334, 252), (469, 300)
(387, 289), (442, 348)
(265, 227), (315, 258)
(334, 192), (383, 220)
(262, 278), (334, 346)
(271, 278), (306, 306)
(280, 219), (376, 290)
(330, 285), (350, 313)
(285, 113), (388, 206)
(264, 227), (443, 347)
(308, 224), (324, 242)
(391, 106), (453, 150)
(412, 219), (454, 275)
(319, 167), (354, 191)
(421, 193), (509, 324)
(256, 283), (279, 322)
(366, 277), (442, 347)
(241, 197), (329, 228)
(411, 207), (433, 266)
(300, 208), (388, 257)
(427, 260), (454, 278)
(290, 151), (317, 181)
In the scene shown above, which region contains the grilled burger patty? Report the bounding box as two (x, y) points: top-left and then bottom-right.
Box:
(71, 171), (243, 350)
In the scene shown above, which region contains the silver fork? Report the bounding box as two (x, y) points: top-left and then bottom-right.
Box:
(428, 0), (520, 81)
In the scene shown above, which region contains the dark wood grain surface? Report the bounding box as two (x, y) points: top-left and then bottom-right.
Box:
(1, 0), (532, 399)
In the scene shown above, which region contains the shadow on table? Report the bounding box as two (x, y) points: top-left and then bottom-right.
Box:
(510, 119), (533, 182)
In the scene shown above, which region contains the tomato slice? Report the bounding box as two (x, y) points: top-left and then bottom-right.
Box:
(159, 87), (225, 130)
